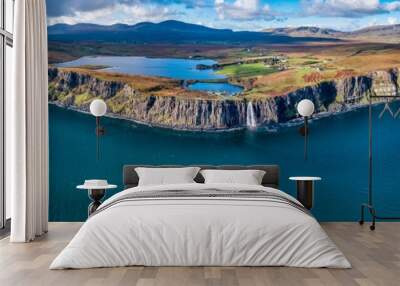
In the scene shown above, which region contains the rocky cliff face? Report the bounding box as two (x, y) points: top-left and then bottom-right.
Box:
(48, 67), (399, 130)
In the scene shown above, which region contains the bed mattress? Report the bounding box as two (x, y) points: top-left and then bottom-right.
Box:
(50, 183), (350, 269)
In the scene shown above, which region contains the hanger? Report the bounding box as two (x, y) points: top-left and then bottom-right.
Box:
(379, 99), (394, 119)
(394, 106), (400, 119)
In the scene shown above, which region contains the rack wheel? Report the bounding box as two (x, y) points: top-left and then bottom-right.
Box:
(358, 220), (364, 225)
(370, 225), (375, 231)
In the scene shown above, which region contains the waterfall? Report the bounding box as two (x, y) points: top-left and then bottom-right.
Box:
(246, 102), (257, 129)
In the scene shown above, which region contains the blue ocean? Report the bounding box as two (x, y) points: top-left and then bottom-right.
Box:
(49, 103), (400, 222)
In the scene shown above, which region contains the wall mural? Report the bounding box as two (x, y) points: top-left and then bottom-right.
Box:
(47, 0), (400, 221)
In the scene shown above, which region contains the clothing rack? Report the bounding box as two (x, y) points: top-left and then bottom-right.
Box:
(359, 94), (400, 230)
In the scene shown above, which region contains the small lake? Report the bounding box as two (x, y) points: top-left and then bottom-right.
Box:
(57, 56), (242, 95)
(188, 82), (243, 95)
(58, 56), (224, 80)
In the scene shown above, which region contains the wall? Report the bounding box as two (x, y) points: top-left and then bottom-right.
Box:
(46, 0), (400, 221)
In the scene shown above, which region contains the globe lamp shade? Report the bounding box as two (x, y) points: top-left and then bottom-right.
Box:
(297, 99), (315, 117)
(90, 99), (107, 117)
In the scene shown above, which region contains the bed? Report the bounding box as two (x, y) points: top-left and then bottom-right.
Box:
(50, 165), (350, 269)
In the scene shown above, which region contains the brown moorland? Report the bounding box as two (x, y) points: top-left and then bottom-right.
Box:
(50, 41), (400, 99)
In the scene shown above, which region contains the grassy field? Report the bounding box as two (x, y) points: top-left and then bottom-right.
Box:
(48, 42), (242, 64)
(235, 43), (400, 98)
(217, 63), (277, 77)
(54, 67), (219, 100)
(59, 67), (181, 92)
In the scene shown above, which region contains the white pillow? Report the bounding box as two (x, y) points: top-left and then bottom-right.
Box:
(200, 169), (266, 185)
(135, 167), (200, 186)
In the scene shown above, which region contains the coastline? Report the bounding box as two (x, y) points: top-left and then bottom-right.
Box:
(49, 100), (392, 133)
(49, 102), (245, 133)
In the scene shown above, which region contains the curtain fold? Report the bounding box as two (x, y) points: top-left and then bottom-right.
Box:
(8, 0), (49, 242)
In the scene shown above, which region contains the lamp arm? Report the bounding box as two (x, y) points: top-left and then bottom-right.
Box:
(95, 116), (106, 161)
(304, 116), (308, 160)
(96, 117), (100, 135)
(95, 117), (105, 136)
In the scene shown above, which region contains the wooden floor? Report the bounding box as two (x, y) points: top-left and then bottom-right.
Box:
(0, 222), (399, 286)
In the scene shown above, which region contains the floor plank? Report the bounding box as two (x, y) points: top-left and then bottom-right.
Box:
(0, 222), (398, 286)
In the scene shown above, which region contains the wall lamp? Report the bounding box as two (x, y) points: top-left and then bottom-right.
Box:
(90, 99), (107, 160)
(297, 99), (315, 160)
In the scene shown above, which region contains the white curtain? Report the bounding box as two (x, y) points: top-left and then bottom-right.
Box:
(8, 0), (49, 242)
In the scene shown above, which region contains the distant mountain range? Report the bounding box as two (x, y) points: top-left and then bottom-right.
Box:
(264, 25), (400, 43)
(47, 20), (337, 44)
(263, 27), (346, 38)
(49, 20), (232, 34)
(48, 20), (400, 44)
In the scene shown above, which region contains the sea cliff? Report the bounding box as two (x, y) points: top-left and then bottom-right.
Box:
(48, 67), (399, 130)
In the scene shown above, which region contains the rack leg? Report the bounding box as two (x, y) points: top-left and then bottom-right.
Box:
(370, 208), (376, 231)
(359, 205), (365, 225)
(360, 202), (400, 231)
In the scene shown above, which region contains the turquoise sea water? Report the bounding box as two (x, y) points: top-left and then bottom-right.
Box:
(49, 104), (400, 222)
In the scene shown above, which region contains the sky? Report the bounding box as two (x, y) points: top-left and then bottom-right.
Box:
(46, 0), (400, 31)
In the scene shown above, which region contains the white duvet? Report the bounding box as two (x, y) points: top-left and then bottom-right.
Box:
(50, 183), (351, 269)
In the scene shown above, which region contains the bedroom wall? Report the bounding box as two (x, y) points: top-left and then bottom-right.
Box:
(46, 0), (400, 222)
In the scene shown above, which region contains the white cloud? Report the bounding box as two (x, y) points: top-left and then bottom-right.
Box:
(215, 0), (274, 21)
(384, 1), (400, 11)
(121, 4), (183, 22)
(388, 16), (398, 25)
(301, 0), (400, 17)
(48, 8), (114, 25)
(48, 3), (183, 25)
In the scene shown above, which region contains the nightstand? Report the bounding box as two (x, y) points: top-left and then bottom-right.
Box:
(289, 177), (321, 210)
(77, 180), (117, 216)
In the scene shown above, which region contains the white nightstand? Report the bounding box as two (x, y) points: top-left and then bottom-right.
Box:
(77, 180), (117, 216)
(289, 177), (321, 210)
